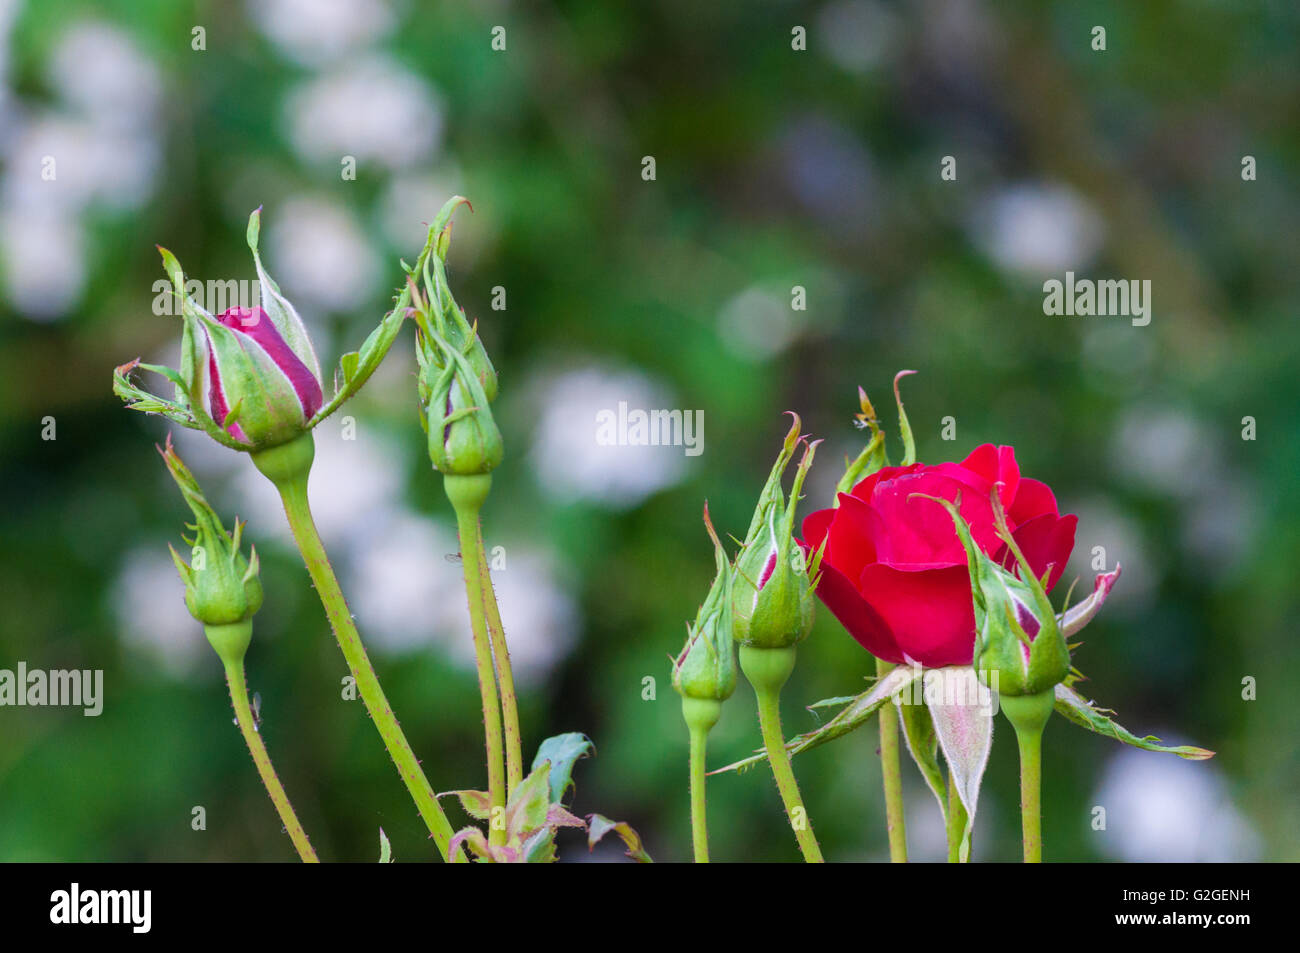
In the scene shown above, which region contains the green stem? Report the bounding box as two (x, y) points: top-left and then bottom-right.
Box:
(876, 657), (908, 862)
(217, 648), (318, 863)
(740, 645), (824, 863)
(1016, 727), (1043, 863)
(999, 689), (1053, 864)
(444, 474), (508, 846)
(253, 436), (457, 860)
(945, 766), (968, 863)
(472, 513), (523, 794)
(681, 696), (721, 864)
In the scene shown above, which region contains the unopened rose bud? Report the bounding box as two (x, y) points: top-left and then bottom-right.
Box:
(160, 438), (263, 661)
(673, 506), (738, 705)
(202, 305), (324, 446)
(116, 206), (412, 459)
(732, 415), (820, 650)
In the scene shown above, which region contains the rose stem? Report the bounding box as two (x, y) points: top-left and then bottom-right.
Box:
(444, 474), (508, 845)
(1016, 726), (1043, 863)
(471, 512), (524, 794)
(740, 644), (825, 862)
(215, 639), (318, 862)
(999, 689), (1053, 864)
(254, 436), (458, 860)
(945, 766), (968, 863)
(876, 657), (908, 862)
(682, 697), (722, 863)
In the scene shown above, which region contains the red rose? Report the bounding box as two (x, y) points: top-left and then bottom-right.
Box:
(801, 444), (1076, 668)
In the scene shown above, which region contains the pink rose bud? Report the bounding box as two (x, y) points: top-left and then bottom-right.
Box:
(205, 305), (323, 445)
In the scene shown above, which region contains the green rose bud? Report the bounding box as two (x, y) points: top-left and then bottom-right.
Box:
(418, 329), (504, 476)
(673, 505), (738, 704)
(160, 437), (263, 638)
(732, 415), (820, 649)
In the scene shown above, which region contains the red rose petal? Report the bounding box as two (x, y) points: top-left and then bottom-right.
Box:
(957, 443), (1019, 510)
(858, 563), (977, 668)
(217, 306), (323, 419)
(999, 513), (1078, 592)
(1008, 477), (1059, 524)
(813, 560), (905, 663)
(867, 471), (1000, 568)
(821, 493), (884, 582)
(847, 462), (925, 503)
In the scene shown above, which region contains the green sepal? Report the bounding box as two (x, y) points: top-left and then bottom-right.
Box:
(421, 325), (503, 475)
(898, 697), (948, 824)
(245, 207), (323, 383)
(113, 360), (199, 428)
(1054, 684), (1215, 759)
(924, 665), (994, 863)
(377, 828), (392, 863)
(150, 248), (258, 451)
(893, 369), (918, 466)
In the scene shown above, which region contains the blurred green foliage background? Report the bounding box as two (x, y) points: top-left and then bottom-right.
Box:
(1, 0), (1297, 862)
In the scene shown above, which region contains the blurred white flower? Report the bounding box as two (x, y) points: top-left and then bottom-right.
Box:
(347, 511), (579, 684)
(775, 115), (876, 236)
(525, 364), (690, 509)
(717, 285), (801, 362)
(112, 548), (205, 678)
(0, 210), (85, 320)
(47, 21), (161, 129)
(969, 182), (1104, 278)
(1111, 404), (1216, 499)
(231, 423), (408, 546)
(248, 0), (395, 67)
(265, 196), (381, 313)
(1066, 497), (1155, 616)
(348, 512), (461, 653)
(1, 19), (161, 320)
(285, 56), (443, 170)
(1093, 748), (1260, 861)
(1182, 474), (1255, 575)
(816, 1), (899, 74)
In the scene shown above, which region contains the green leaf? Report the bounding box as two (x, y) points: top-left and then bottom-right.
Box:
(378, 828), (392, 863)
(448, 826), (494, 863)
(587, 814), (653, 863)
(339, 350), (360, 384)
(898, 698), (947, 824)
(439, 789), (492, 820)
(530, 732), (594, 804)
(506, 764), (553, 841)
(1054, 684), (1214, 759)
(712, 664), (922, 774)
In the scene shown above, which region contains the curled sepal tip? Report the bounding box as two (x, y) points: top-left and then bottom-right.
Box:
(1054, 683), (1215, 760)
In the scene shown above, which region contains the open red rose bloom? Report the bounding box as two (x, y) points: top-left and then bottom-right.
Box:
(802, 444), (1077, 668)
